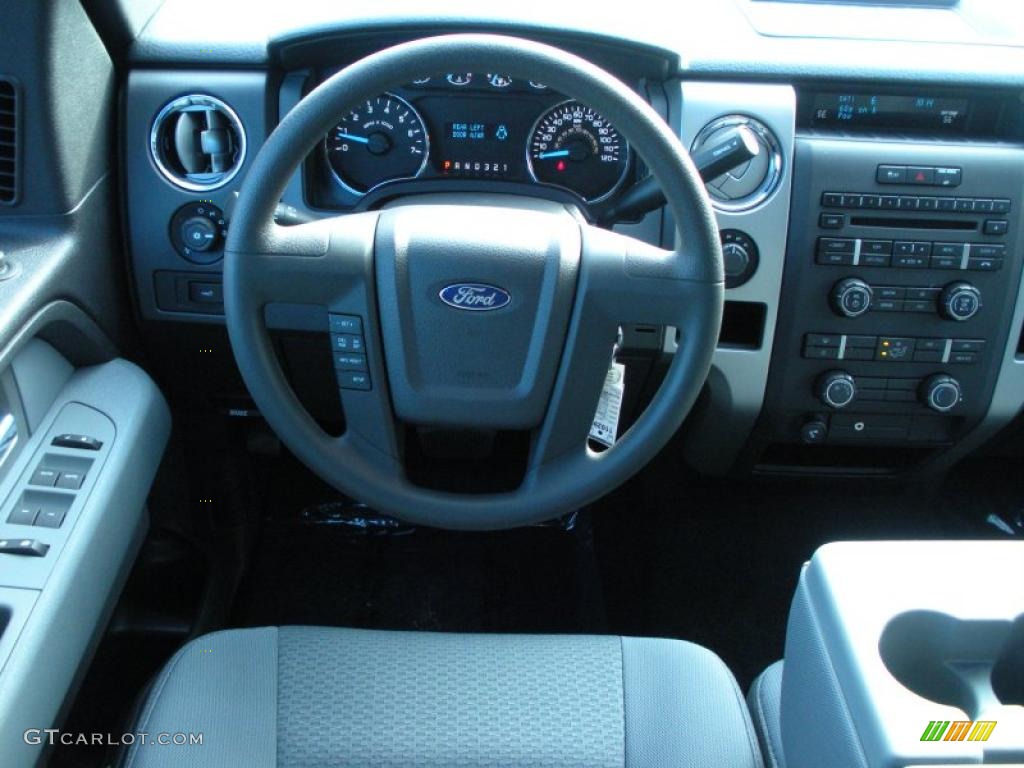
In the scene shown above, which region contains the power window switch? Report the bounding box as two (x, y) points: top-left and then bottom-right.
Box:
(52, 434), (103, 450)
(36, 509), (66, 529)
(55, 471), (86, 490)
(29, 467), (59, 487)
(0, 538), (49, 557)
(7, 506), (39, 526)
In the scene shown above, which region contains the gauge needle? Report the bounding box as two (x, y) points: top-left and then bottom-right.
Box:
(538, 149), (570, 159)
(337, 132), (370, 145)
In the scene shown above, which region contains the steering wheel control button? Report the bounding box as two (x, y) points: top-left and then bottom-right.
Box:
(170, 202), (227, 264)
(939, 282), (982, 321)
(830, 278), (873, 318)
(329, 314), (363, 334)
(29, 467), (59, 487)
(51, 434), (103, 450)
(920, 374), (962, 412)
(816, 371), (857, 410)
(332, 334), (364, 353)
(334, 353), (367, 372)
(0, 539), (49, 557)
(338, 371), (372, 391)
(7, 505), (39, 526)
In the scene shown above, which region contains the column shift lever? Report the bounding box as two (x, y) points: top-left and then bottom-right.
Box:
(600, 125), (760, 224)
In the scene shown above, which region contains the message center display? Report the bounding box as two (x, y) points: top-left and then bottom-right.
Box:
(441, 119), (516, 177)
(810, 92), (970, 131)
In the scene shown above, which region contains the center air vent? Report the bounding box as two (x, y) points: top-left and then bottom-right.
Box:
(150, 94), (246, 192)
(0, 77), (17, 204)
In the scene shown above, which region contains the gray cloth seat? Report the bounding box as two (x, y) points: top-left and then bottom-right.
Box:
(122, 626), (764, 768)
(748, 661), (786, 768)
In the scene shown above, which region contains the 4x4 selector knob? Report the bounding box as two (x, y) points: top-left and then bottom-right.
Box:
(831, 278), (873, 318)
(816, 370), (857, 409)
(920, 374), (962, 412)
(939, 282), (982, 321)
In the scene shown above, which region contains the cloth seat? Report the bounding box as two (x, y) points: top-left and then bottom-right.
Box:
(748, 660), (786, 768)
(122, 626), (764, 768)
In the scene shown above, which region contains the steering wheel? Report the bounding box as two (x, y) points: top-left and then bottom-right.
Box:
(224, 34), (722, 530)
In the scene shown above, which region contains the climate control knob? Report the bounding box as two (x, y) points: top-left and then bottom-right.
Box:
(830, 278), (873, 318)
(816, 370), (857, 410)
(920, 374), (962, 413)
(939, 282), (982, 322)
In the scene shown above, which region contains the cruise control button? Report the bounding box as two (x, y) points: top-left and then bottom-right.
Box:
(328, 314), (363, 334)
(334, 353), (368, 371)
(332, 334), (365, 352)
(338, 371), (372, 391)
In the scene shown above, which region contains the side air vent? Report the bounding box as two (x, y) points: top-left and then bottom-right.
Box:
(0, 77), (17, 204)
(150, 94), (246, 192)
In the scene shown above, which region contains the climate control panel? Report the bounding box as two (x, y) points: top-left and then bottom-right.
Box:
(754, 136), (1024, 464)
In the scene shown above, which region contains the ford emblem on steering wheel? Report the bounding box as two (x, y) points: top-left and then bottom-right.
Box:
(438, 282), (512, 311)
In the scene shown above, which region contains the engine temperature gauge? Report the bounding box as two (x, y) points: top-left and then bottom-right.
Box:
(527, 100), (629, 203)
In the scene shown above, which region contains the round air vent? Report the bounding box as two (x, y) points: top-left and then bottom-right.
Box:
(691, 115), (782, 212)
(150, 94), (246, 192)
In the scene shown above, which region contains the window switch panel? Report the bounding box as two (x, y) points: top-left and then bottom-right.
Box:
(29, 467), (59, 487)
(55, 471), (86, 490)
(7, 506), (39, 526)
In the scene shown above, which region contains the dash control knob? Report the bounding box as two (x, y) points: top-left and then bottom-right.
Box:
(830, 278), (873, 318)
(816, 370), (857, 410)
(920, 374), (962, 413)
(180, 216), (219, 253)
(939, 282), (982, 322)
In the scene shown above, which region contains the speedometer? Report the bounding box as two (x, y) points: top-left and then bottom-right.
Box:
(527, 101), (629, 203)
(324, 93), (429, 195)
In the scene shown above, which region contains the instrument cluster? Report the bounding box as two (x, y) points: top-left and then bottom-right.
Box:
(322, 74), (631, 204)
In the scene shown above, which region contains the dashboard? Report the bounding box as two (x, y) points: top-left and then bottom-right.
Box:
(315, 76), (631, 206)
(120, 4), (1024, 482)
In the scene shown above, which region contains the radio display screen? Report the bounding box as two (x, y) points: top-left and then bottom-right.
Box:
(810, 93), (970, 131)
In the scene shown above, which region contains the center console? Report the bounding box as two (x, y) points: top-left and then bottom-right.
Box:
(751, 135), (1024, 472)
(779, 541), (1024, 767)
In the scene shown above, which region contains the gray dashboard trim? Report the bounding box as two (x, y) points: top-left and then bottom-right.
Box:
(673, 82), (796, 476)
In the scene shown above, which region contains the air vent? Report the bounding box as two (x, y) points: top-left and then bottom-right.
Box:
(150, 94), (246, 192)
(0, 78), (17, 204)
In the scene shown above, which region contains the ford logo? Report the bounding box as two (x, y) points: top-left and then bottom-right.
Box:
(438, 283), (512, 312)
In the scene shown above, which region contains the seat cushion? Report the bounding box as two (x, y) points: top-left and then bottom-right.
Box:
(122, 626), (763, 768)
(748, 661), (786, 768)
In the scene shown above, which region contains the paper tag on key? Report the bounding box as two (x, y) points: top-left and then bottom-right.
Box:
(589, 361), (625, 448)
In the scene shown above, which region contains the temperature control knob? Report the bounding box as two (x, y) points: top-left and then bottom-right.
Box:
(830, 278), (873, 318)
(939, 282), (982, 322)
(816, 370), (857, 410)
(920, 374), (962, 412)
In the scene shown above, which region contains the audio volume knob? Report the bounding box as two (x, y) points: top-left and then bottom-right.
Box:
(831, 278), (873, 318)
(816, 370), (857, 409)
(920, 374), (962, 412)
(939, 282), (981, 322)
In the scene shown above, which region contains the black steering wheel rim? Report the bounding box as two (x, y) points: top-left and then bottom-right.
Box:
(224, 33), (723, 530)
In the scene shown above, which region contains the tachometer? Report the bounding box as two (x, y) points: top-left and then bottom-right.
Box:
(527, 101), (629, 203)
(324, 93), (428, 195)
